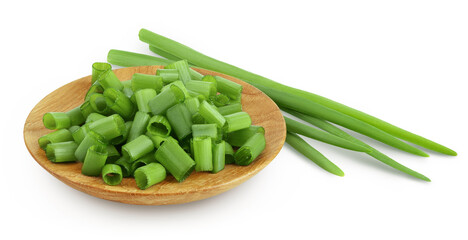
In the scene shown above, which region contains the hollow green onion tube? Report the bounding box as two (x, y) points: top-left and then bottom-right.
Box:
(212, 141), (226, 173)
(39, 129), (73, 150)
(75, 131), (106, 162)
(110, 121), (132, 145)
(86, 113), (106, 123)
(137, 28), (455, 156)
(149, 45), (184, 62)
(190, 69), (203, 80)
(89, 93), (113, 115)
(115, 156), (133, 178)
(45, 141), (78, 163)
(224, 141), (235, 164)
(88, 114), (126, 142)
(65, 107), (85, 126)
(157, 69), (178, 75)
(166, 103), (193, 140)
(43, 112), (71, 130)
(106, 145), (121, 164)
(122, 135), (154, 162)
(192, 124), (218, 138)
(224, 112), (252, 133)
(98, 70), (123, 91)
(146, 115), (171, 137)
(157, 69), (179, 84)
(134, 163), (166, 190)
(214, 76), (242, 100)
(184, 97), (200, 115)
(192, 112), (205, 124)
(162, 81), (191, 98)
(146, 133), (178, 148)
(85, 82), (104, 101)
(127, 111), (150, 143)
(217, 103), (242, 116)
(284, 117), (371, 153)
(286, 132), (344, 177)
(92, 62), (112, 84)
(68, 125), (80, 133)
(185, 81), (217, 98)
(71, 124), (89, 144)
(82, 144), (108, 176)
(234, 132), (266, 166)
(80, 100), (95, 119)
(122, 79), (132, 88)
(101, 164), (123, 186)
(131, 73), (163, 93)
(131, 152), (158, 174)
(104, 88), (135, 120)
(193, 137), (213, 172)
(199, 100), (226, 128)
(284, 108), (431, 181)
(211, 94), (230, 107)
(107, 49), (173, 67)
(164, 60), (191, 84)
(148, 85), (185, 115)
(154, 138), (195, 182)
(226, 125), (265, 147)
(134, 89), (157, 113)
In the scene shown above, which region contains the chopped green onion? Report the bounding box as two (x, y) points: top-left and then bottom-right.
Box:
(286, 132), (344, 177)
(211, 94), (230, 107)
(122, 79), (132, 89)
(184, 97), (200, 115)
(146, 132), (178, 148)
(92, 62), (112, 84)
(65, 107), (85, 126)
(217, 103), (242, 116)
(101, 164), (123, 186)
(212, 141), (225, 173)
(131, 152), (158, 174)
(166, 103), (193, 140)
(164, 59), (191, 84)
(224, 141), (235, 164)
(148, 84), (185, 115)
(71, 124), (89, 144)
(75, 131), (106, 162)
(131, 73), (163, 93)
(107, 49), (173, 67)
(146, 115), (171, 137)
(110, 121), (132, 145)
(226, 125), (265, 147)
(154, 138), (195, 182)
(134, 89), (157, 113)
(80, 101), (95, 119)
(114, 156), (133, 178)
(89, 93), (113, 115)
(201, 75), (217, 86)
(88, 114), (126, 142)
(106, 145), (121, 164)
(224, 112), (252, 133)
(122, 135), (154, 162)
(234, 132), (266, 166)
(193, 137), (213, 172)
(85, 113), (106, 123)
(134, 163), (166, 190)
(198, 100), (225, 128)
(104, 88), (135, 120)
(45, 141), (78, 163)
(82, 144), (108, 176)
(214, 76), (242, 100)
(126, 111), (150, 143)
(43, 112), (71, 130)
(192, 112), (205, 124)
(97, 70), (123, 91)
(85, 82), (104, 101)
(185, 81), (217, 98)
(192, 124), (218, 138)
(38, 129), (73, 150)
(189, 69), (204, 81)
(149, 45), (184, 62)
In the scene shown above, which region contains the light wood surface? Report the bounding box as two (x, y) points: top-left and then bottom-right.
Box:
(24, 66), (286, 205)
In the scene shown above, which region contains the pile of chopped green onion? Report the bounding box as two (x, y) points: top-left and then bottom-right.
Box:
(105, 28), (457, 181)
(39, 61), (266, 189)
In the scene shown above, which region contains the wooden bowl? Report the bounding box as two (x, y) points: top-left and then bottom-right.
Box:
(24, 66), (286, 205)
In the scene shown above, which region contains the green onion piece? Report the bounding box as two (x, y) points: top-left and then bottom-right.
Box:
(106, 145), (121, 164)
(122, 135), (154, 162)
(68, 125), (80, 133)
(214, 76), (242, 100)
(234, 132), (266, 166)
(39, 129), (73, 150)
(126, 111), (150, 143)
(192, 112), (205, 124)
(82, 144), (108, 176)
(162, 81), (191, 98)
(192, 124), (218, 138)
(285, 116), (371, 153)
(224, 141), (235, 164)
(164, 59), (191, 84)
(217, 103), (242, 116)
(134, 163), (166, 190)
(74, 131), (106, 162)
(65, 107), (85, 126)
(71, 124), (89, 144)
(122, 87), (134, 100)
(92, 62), (112, 84)
(85, 113), (106, 123)
(284, 108), (431, 181)
(160, 73), (180, 84)
(199, 100), (225, 128)
(88, 114), (126, 142)
(211, 94), (230, 107)
(226, 125), (265, 147)
(185, 81), (217, 98)
(146, 132), (178, 148)
(212, 141), (226, 173)
(184, 97), (200, 115)
(45, 141), (78, 163)
(156, 69), (178, 75)
(149, 45), (184, 62)
(122, 79), (132, 89)
(201, 75), (217, 87)
(286, 132), (344, 177)
(114, 156), (133, 178)
(89, 93), (113, 115)
(134, 89), (157, 113)
(224, 112), (252, 133)
(80, 101), (95, 119)
(101, 164), (123, 186)
(166, 103), (193, 140)
(85, 82), (104, 101)
(110, 121), (132, 145)
(131, 152), (158, 175)
(97, 70), (123, 91)
(148, 84), (185, 115)
(147, 115), (171, 137)
(131, 73), (163, 93)
(43, 112), (71, 130)
(154, 138), (195, 182)
(107, 49), (173, 67)
(193, 137), (213, 172)
(189, 69), (203, 81)
(104, 88), (135, 120)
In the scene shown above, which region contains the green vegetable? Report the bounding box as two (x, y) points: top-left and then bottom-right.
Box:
(82, 144), (108, 176)
(217, 103), (242, 116)
(122, 135), (154, 162)
(166, 103), (193, 140)
(214, 76), (242, 100)
(131, 73), (163, 93)
(212, 141), (226, 173)
(87, 114), (126, 142)
(192, 124), (218, 139)
(185, 81), (217, 98)
(164, 60), (191, 84)
(148, 84), (185, 115)
(154, 138), (195, 182)
(43, 112), (71, 130)
(104, 88), (135, 120)
(101, 164), (123, 186)
(91, 62), (112, 84)
(65, 107), (85, 126)
(98, 70), (123, 91)
(45, 141), (78, 163)
(193, 137), (213, 172)
(198, 100), (225, 128)
(134, 89), (157, 113)
(234, 132), (266, 166)
(89, 93), (113, 115)
(134, 163), (166, 190)
(75, 131), (106, 162)
(146, 115), (171, 137)
(226, 125), (264, 147)
(224, 141), (235, 164)
(224, 112), (251, 133)
(39, 129), (73, 150)
(126, 111), (150, 143)
(107, 49), (172, 67)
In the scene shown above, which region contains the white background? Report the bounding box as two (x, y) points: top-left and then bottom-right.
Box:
(1, 1), (467, 239)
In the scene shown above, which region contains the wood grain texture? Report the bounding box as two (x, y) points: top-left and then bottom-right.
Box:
(24, 66), (286, 205)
